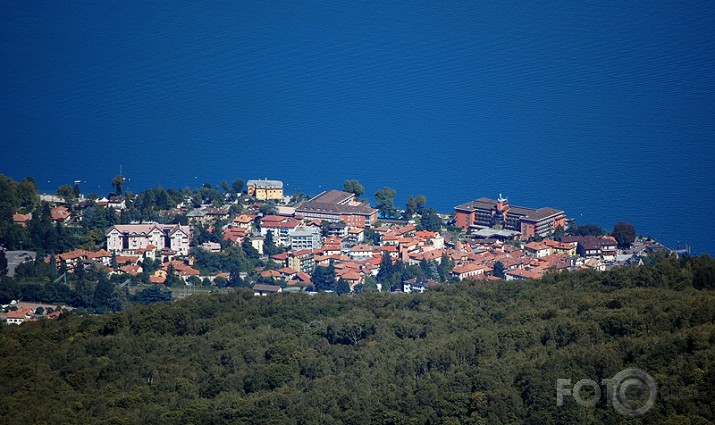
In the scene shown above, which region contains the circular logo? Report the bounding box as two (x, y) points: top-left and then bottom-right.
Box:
(610, 368), (657, 417)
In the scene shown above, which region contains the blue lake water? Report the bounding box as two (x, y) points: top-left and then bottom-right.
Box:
(1, 1), (714, 254)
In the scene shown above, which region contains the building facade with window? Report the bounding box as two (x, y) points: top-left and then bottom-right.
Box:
(106, 224), (192, 256)
(295, 190), (378, 227)
(247, 179), (284, 200)
(454, 195), (566, 238)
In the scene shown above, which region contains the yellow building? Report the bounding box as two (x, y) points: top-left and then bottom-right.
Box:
(247, 179), (284, 200)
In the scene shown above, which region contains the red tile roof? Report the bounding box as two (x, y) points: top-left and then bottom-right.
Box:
(233, 214), (257, 223)
(260, 270), (281, 278)
(414, 230), (438, 239)
(150, 276), (166, 284)
(506, 268), (543, 280)
(120, 264), (141, 276)
(271, 253), (289, 261)
(278, 267), (298, 275)
(524, 241), (550, 251)
(453, 263), (489, 274)
(350, 244), (374, 252)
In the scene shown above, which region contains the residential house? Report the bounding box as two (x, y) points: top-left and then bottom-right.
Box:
(277, 267), (298, 281)
(87, 249), (112, 266)
(505, 268), (544, 281)
(414, 230), (444, 249)
(224, 227), (248, 244)
(328, 221), (349, 238)
(349, 244), (374, 261)
(119, 264), (142, 276)
(5, 307), (34, 325)
(12, 213), (31, 228)
(288, 226), (322, 251)
(260, 269), (281, 280)
(106, 224), (192, 256)
(149, 276), (166, 284)
(339, 270), (363, 291)
(380, 233), (400, 246)
(286, 271), (313, 288)
(253, 284), (282, 296)
(451, 263), (490, 281)
(250, 235), (265, 255)
(322, 237), (343, 255)
(186, 208), (208, 225)
(346, 227), (365, 244)
(394, 224), (416, 238)
(524, 241), (552, 258)
(58, 249), (96, 271)
(232, 214), (257, 229)
(247, 179), (284, 200)
(561, 236), (617, 261)
(286, 249), (315, 274)
(107, 196), (126, 210)
(204, 207), (230, 222)
(543, 239), (577, 256)
(51, 206), (72, 224)
(381, 245), (399, 259)
(200, 242), (221, 253)
(260, 215), (301, 247)
(179, 267), (200, 282)
(403, 278), (438, 294)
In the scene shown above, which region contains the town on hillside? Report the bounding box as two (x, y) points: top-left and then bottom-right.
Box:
(1, 175), (670, 323)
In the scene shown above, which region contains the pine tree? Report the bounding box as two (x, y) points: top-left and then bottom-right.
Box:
(93, 277), (114, 311)
(264, 230), (277, 255)
(377, 253), (394, 284)
(336, 278), (351, 295)
(0, 250), (7, 275)
(493, 261), (505, 279)
(312, 263), (336, 291)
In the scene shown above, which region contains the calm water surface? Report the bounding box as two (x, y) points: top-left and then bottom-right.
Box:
(1, 1), (714, 253)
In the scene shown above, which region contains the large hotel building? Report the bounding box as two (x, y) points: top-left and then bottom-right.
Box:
(454, 195), (566, 239)
(295, 190), (378, 227)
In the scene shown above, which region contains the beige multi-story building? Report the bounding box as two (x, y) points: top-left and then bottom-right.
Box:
(247, 179), (284, 200)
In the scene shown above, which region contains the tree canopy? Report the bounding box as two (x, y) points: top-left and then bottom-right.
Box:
(232, 178), (244, 194)
(375, 187), (397, 218)
(568, 222), (605, 237)
(405, 194), (427, 218)
(0, 255), (714, 424)
(612, 221), (636, 248)
(343, 180), (364, 198)
(418, 208), (442, 232)
(111, 175), (125, 196)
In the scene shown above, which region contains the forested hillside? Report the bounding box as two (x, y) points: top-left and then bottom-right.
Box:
(1, 255), (714, 424)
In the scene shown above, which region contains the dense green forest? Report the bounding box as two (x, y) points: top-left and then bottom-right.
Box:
(1, 255), (714, 424)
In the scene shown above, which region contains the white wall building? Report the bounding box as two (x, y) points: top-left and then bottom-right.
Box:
(106, 224), (192, 256)
(288, 226), (322, 251)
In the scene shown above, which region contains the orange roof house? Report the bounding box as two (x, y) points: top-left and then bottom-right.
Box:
(51, 206), (71, 223)
(233, 214), (257, 228)
(524, 241), (552, 258)
(119, 264), (142, 276)
(505, 268), (544, 281)
(13, 213), (31, 227)
(451, 263), (491, 281)
(149, 276), (166, 284)
(260, 269), (281, 279)
(224, 227), (248, 243)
